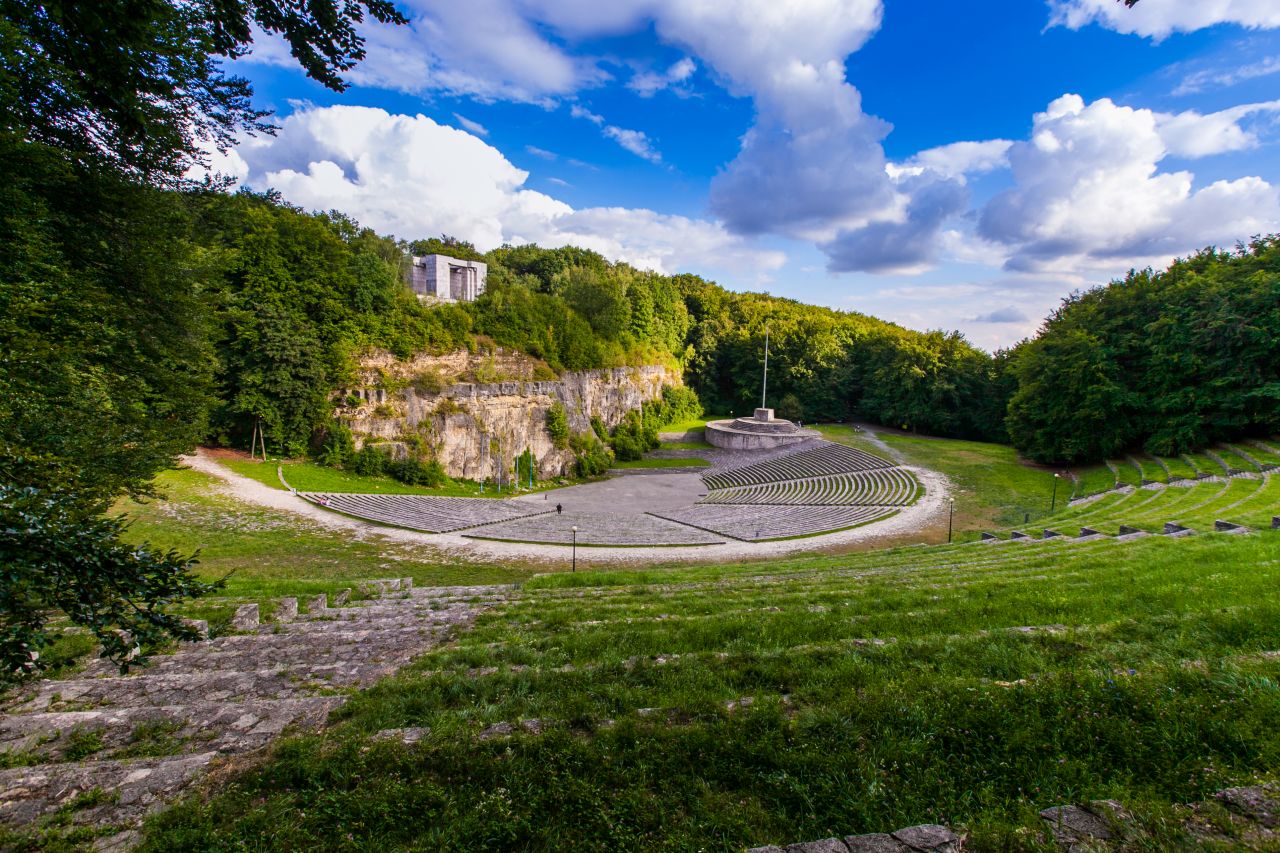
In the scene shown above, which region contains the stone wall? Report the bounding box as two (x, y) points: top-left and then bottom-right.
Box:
(338, 349), (679, 480)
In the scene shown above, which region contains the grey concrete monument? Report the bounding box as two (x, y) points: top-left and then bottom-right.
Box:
(408, 254), (486, 302)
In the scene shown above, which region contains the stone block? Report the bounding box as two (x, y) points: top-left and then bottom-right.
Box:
(384, 578), (401, 591)
(1077, 527), (1100, 538)
(276, 597), (298, 623)
(1164, 522), (1190, 535)
(401, 577), (414, 590)
(1039, 804), (1115, 846)
(1118, 525), (1142, 535)
(890, 824), (960, 852)
(1010, 530), (1029, 540)
(307, 593), (327, 615)
(372, 726), (430, 745)
(843, 833), (908, 852)
(1215, 784), (1279, 827)
(784, 839), (849, 853)
(333, 588), (351, 606)
(1042, 529), (1062, 539)
(1273, 516), (1279, 530)
(232, 603), (259, 631)
(1214, 519), (1246, 532)
(181, 619), (208, 640)
(980, 532), (998, 541)
(747, 847), (785, 853)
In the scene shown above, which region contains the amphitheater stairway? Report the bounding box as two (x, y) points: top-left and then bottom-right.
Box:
(0, 580), (508, 849)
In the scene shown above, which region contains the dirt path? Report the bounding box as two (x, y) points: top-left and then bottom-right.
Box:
(184, 450), (952, 566)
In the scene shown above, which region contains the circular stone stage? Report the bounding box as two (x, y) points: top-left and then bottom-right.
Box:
(704, 408), (820, 450)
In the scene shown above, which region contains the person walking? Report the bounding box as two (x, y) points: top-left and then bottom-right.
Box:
(556, 503), (563, 515)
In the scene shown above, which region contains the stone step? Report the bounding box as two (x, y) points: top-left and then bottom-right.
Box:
(4, 664), (393, 714)
(0, 751), (217, 829)
(269, 614), (440, 634)
(79, 626), (443, 679)
(0, 696), (343, 762)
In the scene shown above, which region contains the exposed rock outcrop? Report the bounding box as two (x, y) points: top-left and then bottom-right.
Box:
(338, 349), (679, 480)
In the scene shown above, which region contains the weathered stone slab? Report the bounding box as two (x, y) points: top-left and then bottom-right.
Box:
(1077, 527), (1100, 538)
(1214, 520), (1248, 533)
(890, 824), (960, 851)
(231, 604), (259, 631)
(1163, 522), (1190, 535)
(307, 593), (328, 614)
(181, 619), (209, 640)
(276, 597), (298, 623)
(980, 532), (999, 541)
(785, 838), (849, 853)
(372, 726), (430, 745)
(1216, 784), (1278, 827)
(843, 832), (908, 852)
(1040, 804), (1115, 848)
(1042, 529), (1062, 539)
(1010, 530), (1030, 540)
(0, 752), (216, 827)
(401, 577), (414, 590)
(333, 588), (352, 606)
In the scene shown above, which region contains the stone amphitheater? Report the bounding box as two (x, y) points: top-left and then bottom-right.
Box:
(303, 437), (924, 547)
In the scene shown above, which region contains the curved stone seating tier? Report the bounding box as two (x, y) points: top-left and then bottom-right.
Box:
(463, 511), (725, 546)
(303, 493), (549, 533)
(651, 504), (898, 542)
(699, 468), (917, 507)
(703, 442), (894, 491)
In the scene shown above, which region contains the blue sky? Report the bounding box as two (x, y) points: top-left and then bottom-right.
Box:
(209, 0), (1280, 350)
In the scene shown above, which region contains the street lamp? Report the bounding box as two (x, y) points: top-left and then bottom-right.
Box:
(571, 525), (579, 572)
(1051, 472), (1061, 512)
(947, 497), (955, 543)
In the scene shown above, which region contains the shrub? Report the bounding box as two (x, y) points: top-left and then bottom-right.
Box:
(388, 457), (447, 487)
(570, 433), (612, 477)
(611, 409), (658, 461)
(590, 415), (608, 442)
(545, 403), (570, 449)
(319, 422), (355, 468)
(350, 445), (388, 476)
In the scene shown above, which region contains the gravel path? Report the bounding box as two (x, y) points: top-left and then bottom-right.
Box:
(182, 450), (951, 566)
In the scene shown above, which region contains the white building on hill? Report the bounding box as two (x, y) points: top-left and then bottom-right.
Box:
(408, 254), (487, 302)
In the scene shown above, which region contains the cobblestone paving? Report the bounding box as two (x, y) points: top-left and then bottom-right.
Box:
(0, 580), (507, 848)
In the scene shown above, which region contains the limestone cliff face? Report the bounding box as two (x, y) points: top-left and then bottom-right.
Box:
(339, 349), (679, 480)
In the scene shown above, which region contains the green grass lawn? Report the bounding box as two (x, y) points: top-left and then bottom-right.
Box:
(612, 457), (711, 469)
(1109, 459), (1143, 488)
(1160, 455), (1199, 481)
(220, 456), (563, 498)
(116, 468), (542, 601)
(1130, 455), (1167, 483)
(1068, 464), (1115, 498)
(660, 414), (729, 433)
(659, 439), (713, 451)
(141, 530), (1280, 851)
(813, 423), (891, 458)
(1212, 446), (1259, 474)
(861, 429), (1062, 534)
(1182, 451), (1227, 477)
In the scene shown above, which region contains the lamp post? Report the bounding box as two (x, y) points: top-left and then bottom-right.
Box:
(1051, 472), (1061, 512)
(571, 525), (578, 572)
(947, 497), (955, 543)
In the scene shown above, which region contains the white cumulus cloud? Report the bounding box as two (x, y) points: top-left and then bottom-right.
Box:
(214, 105), (782, 278)
(628, 57), (696, 97)
(977, 93), (1280, 272)
(1048, 0), (1280, 39)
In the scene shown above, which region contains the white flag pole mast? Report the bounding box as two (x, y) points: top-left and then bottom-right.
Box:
(761, 322), (770, 411)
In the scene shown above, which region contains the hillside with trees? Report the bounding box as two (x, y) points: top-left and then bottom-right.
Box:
(1003, 238), (1280, 464)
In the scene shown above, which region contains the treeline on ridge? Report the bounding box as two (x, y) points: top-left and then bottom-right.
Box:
(1004, 238), (1280, 464)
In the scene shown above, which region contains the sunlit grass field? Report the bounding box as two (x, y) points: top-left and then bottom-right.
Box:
(142, 530), (1280, 850)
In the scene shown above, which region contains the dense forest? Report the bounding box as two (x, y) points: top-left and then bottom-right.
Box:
(1004, 238), (1280, 463)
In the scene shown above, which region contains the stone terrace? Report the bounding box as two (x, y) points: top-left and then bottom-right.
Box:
(302, 492), (549, 533)
(463, 510), (725, 546)
(650, 503), (899, 542)
(0, 581), (507, 848)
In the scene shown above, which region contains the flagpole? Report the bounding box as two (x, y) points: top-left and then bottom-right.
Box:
(761, 322), (769, 411)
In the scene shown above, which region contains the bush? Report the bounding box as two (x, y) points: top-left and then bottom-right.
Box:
(388, 457), (447, 487)
(350, 445), (388, 476)
(611, 409), (658, 461)
(590, 415), (608, 442)
(570, 433), (612, 477)
(319, 422), (355, 468)
(545, 403), (570, 449)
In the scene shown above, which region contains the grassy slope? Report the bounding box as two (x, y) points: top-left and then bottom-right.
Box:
(222, 457), (559, 499)
(142, 531), (1280, 851)
(848, 427), (1063, 533)
(117, 468), (541, 600)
